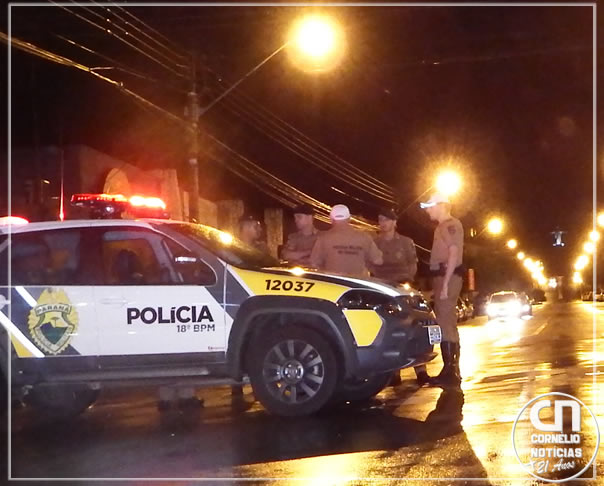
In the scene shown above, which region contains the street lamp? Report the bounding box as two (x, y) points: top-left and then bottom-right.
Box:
(598, 212), (604, 228)
(572, 272), (583, 285)
(507, 239), (518, 250)
(517, 251), (526, 260)
(487, 217), (504, 236)
(575, 255), (589, 271)
(589, 230), (600, 242)
(288, 14), (345, 72)
(584, 241), (595, 254)
(435, 170), (462, 197)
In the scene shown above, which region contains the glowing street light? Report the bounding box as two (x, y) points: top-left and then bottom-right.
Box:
(572, 272), (583, 285)
(574, 255), (589, 271)
(584, 241), (595, 254)
(517, 251), (526, 260)
(589, 230), (600, 242)
(507, 239), (518, 250)
(289, 14), (345, 72)
(435, 170), (462, 197)
(598, 212), (604, 228)
(487, 217), (504, 236)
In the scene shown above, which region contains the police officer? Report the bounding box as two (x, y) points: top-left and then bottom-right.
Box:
(420, 192), (464, 387)
(281, 204), (320, 266)
(310, 204), (383, 278)
(371, 207), (418, 283)
(239, 214), (269, 253)
(370, 207), (428, 387)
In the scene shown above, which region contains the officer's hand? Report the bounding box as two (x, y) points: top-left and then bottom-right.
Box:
(439, 285), (449, 300)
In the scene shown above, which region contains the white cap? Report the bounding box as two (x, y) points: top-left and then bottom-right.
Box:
(330, 204), (351, 221)
(420, 192), (451, 209)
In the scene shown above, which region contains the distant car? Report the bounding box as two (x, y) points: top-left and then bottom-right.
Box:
(486, 291), (531, 319)
(597, 290), (604, 302)
(582, 291), (594, 301)
(531, 288), (546, 304)
(456, 298), (468, 322)
(463, 298), (475, 319)
(518, 293), (533, 316)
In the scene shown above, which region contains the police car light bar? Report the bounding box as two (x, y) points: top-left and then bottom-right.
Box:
(0, 216), (29, 225)
(70, 193), (168, 219)
(129, 195), (167, 210)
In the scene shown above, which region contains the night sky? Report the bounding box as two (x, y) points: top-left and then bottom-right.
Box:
(3, 3), (602, 277)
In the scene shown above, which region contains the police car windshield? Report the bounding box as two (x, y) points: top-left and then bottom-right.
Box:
(157, 222), (281, 269)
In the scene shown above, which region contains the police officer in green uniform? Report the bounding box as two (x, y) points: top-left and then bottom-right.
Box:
(420, 192), (464, 387)
(281, 204), (320, 266)
(371, 207), (417, 283)
(239, 214), (269, 253)
(371, 207), (430, 387)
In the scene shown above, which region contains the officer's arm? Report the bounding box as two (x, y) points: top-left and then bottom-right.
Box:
(407, 241), (418, 279)
(443, 244), (459, 287)
(368, 239), (383, 266)
(309, 237), (325, 269)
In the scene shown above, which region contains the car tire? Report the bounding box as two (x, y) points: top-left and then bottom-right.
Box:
(25, 385), (99, 421)
(335, 372), (392, 403)
(247, 326), (339, 417)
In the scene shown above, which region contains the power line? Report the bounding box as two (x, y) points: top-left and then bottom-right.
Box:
(213, 85), (396, 205)
(204, 64), (396, 198)
(54, 33), (188, 93)
(93, 2), (189, 66)
(50, 2), (187, 78)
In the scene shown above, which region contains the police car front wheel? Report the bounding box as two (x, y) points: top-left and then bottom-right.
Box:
(247, 326), (339, 417)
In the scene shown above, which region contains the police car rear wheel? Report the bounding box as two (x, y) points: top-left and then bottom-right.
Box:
(248, 327), (338, 417)
(25, 385), (99, 420)
(336, 372), (392, 403)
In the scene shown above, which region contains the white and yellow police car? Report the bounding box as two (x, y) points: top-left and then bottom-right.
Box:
(0, 195), (440, 417)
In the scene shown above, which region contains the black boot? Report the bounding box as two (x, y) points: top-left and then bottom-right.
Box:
(415, 369), (431, 387)
(429, 342), (459, 387)
(452, 342), (462, 384)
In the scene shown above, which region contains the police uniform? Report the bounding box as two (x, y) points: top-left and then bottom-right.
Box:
(283, 228), (320, 265)
(429, 217), (464, 343)
(310, 205), (383, 278)
(373, 232), (418, 283)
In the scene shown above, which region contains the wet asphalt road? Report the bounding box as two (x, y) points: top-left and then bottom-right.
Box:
(5, 301), (604, 485)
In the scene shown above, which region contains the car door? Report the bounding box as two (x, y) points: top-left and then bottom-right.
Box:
(93, 226), (226, 357)
(7, 227), (99, 362)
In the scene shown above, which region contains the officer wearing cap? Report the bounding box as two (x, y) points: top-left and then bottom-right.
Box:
(239, 214), (269, 253)
(371, 207), (418, 284)
(281, 204), (320, 266)
(310, 204), (383, 278)
(420, 192), (464, 387)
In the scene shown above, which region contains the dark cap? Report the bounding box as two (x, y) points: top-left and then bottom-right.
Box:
(378, 207), (398, 220)
(292, 204), (314, 216)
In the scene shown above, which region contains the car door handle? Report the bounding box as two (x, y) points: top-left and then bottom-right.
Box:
(100, 298), (129, 305)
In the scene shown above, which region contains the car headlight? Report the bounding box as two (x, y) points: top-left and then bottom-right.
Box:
(337, 290), (405, 315)
(398, 295), (431, 312)
(487, 304), (496, 315)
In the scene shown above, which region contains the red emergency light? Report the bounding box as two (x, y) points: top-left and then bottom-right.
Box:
(70, 193), (168, 219)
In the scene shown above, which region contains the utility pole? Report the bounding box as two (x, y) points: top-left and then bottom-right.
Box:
(187, 54), (200, 223)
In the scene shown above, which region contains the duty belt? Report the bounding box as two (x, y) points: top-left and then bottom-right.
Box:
(429, 263), (465, 277)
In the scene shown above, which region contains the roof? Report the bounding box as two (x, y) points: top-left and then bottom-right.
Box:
(0, 218), (166, 235)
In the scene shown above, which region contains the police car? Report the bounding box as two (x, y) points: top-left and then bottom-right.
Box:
(0, 194), (440, 418)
